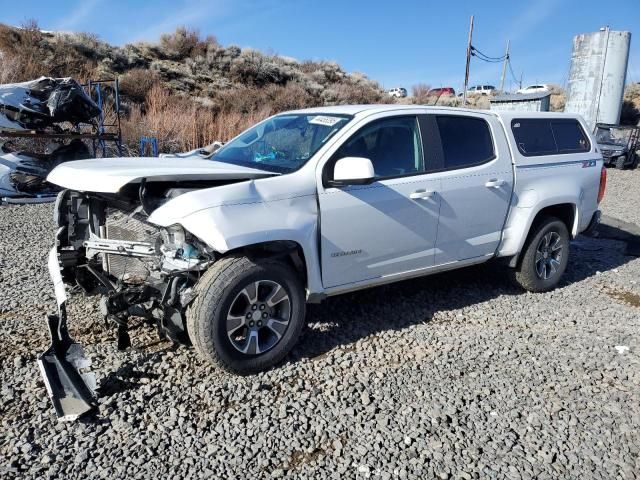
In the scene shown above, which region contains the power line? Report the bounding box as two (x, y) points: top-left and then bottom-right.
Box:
(507, 56), (521, 89)
(471, 46), (506, 60)
(471, 46), (507, 62)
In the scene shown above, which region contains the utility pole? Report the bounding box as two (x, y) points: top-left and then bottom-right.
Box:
(462, 15), (474, 106)
(499, 39), (510, 92)
(519, 72), (523, 90)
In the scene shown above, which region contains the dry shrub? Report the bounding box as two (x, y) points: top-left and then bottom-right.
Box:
(122, 85), (270, 154)
(0, 20), (98, 82)
(411, 83), (431, 103)
(621, 83), (640, 125)
(159, 27), (217, 60)
(119, 68), (159, 103)
(160, 27), (200, 59)
(546, 84), (564, 95)
(550, 94), (566, 112)
(463, 95), (490, 109)
(229, 50), (290, 86)
(263, 83), (316, 112)
(323, 82), (384, 105)
(0, 53), (22, 83)
(215, 82), (316, 115)
(434, 96), (462, 107)
(0, 20), (47, 81)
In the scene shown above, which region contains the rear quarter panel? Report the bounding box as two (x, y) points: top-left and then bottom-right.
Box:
(497, 114), (602, 258)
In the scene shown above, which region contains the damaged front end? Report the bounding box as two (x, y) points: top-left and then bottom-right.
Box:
(40, 186), (215, 420)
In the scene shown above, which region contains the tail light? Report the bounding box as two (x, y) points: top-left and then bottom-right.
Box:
(597, 166), (607, 203)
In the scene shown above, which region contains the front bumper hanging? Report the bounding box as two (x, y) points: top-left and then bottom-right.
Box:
(37, 247), (97, 421)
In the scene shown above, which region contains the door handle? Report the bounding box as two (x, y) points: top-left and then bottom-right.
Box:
(410, 189), (435, 200)
(485, 179), (505, 188)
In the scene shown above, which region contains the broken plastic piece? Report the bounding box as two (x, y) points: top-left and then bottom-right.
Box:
(38, 246), (96, 421)
(37, 305), (97, 421)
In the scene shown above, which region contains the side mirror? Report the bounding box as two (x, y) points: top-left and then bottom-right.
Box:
(329, 157), (375, 186)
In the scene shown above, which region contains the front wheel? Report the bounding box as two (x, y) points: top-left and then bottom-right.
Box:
(512, 216), (570, 292)
(187, 255), (306, 374)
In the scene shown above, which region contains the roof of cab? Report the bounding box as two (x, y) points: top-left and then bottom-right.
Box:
(284, 104), (586, 122)
(285, 104), (497, 117)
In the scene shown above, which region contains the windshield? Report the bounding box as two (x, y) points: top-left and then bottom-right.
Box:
(595, 126), (630, 147)
(213, 113), (352, 173)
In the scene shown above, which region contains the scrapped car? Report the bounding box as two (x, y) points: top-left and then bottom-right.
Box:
(594, 123), (639, 169)
(0, 140), (90, 202)
(41, 106), (605, 420)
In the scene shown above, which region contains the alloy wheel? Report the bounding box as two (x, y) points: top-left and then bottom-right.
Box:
(535, 231), (563, 280)
(226, 280), (291, 355)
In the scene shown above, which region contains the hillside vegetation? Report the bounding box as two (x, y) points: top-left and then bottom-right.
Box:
(0, 22), (388, 153)
(0, 22), (637, 154)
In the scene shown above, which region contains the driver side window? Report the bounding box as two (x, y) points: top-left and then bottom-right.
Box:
(331, 116), (424, 179)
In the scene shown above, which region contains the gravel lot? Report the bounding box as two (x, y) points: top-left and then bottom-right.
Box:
(1, 171), (639, 479)
(600, 168), (640, 227)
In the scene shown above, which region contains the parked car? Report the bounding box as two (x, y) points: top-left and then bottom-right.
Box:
(42, 106), (604, 420)
(387, 87), (407, 98)
(517, 84), (550, 94)
(427, 87), (456, 97)
(466, 85), (496, 96)
(594, 123), (639, 169)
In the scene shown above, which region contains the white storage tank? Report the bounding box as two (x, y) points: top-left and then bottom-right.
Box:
(565, 28), (631, 130)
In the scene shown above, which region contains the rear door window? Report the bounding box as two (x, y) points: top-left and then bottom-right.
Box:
(435, 115), (495, 169)
(512, 118), (590, 156)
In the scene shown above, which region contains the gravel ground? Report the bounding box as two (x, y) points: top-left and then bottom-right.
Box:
(600, 168), (640, 227)
(1, 173), (639, 479)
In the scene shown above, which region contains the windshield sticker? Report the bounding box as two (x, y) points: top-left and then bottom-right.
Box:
(309, 115), (342, 127)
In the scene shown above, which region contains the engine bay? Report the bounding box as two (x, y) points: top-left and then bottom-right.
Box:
(54, 185), (221, 347)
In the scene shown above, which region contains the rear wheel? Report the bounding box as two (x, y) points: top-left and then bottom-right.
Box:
(512, 216), (570, 292)
(187, 255), (306, 374)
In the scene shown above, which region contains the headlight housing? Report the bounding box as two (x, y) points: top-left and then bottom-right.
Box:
(160, 225), (199, 259)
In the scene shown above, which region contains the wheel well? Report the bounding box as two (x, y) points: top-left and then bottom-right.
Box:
(532, 203), (575, 237)
(226, 241), (307, 286)
(508, 203), (576, 268)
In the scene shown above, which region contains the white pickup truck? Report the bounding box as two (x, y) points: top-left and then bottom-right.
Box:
(40, 105), (605, 420)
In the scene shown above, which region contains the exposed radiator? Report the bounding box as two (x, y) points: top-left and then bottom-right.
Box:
(104, 209), (159, 281)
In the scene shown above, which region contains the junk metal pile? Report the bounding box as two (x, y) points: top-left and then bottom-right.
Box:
(0, 77), (100, 202)
(1, 171), (639, 478)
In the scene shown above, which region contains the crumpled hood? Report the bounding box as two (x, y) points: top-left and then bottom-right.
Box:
(47, 157), (275, 193)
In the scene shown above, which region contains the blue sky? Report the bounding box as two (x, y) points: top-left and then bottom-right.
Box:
(1, 0), (638, 92)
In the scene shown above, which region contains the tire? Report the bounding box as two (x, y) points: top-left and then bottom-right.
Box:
(512, 216), (570, 293)
(187, 255), (306, 374)
(631, 153), (639, 170)
(615, 155), (627, 170)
